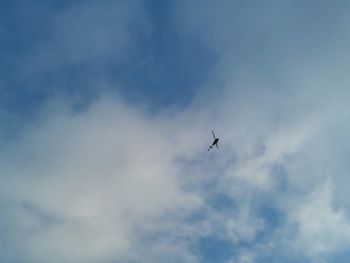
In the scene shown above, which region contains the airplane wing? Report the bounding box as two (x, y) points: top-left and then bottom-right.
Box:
(212, 131), (215, 139)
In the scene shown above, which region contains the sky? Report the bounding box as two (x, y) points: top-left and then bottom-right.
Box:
(1, 1), (350, 262)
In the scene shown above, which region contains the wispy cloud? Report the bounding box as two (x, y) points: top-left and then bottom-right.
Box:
(1, 1), (350, 263)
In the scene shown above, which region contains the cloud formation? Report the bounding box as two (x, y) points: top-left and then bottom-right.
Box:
(1, 1), (350, 263)
(0, 96), (204, 262)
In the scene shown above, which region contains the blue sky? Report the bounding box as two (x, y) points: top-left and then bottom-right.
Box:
(1, 1), (350, 263)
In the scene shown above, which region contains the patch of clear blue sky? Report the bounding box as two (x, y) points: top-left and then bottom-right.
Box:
(112, 0), (214, 109)
(0, 0), (213, 122)
(1, 0), (347, 121)
(196, 236), (236, 263)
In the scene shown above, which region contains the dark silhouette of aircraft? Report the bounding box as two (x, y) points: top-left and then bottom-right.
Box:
(208, 131), (219, 151)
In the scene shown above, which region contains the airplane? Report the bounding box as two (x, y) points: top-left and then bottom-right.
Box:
(208, 131), (219, 151)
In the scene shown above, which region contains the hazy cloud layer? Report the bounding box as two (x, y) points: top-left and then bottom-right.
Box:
(172, 1), (350, 262)
(1, 1), (350, 263)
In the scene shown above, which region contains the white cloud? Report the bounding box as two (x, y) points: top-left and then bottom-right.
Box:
(3, 1), (350, 262)
(173, 1), (350, 261)
(226, 204), (264, 244)
(0, 96), (203, 263)
(289, 182), (350, 256)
